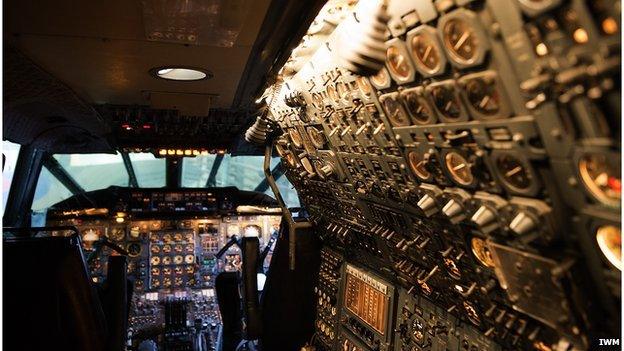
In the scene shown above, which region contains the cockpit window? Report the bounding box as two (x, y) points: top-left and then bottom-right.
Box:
(54, 153), (129, 192)
(181, 155), (300, 208)
(2, 140), (21, 214)
(129, 153), (166, 187)
(32, 167), (74, 211)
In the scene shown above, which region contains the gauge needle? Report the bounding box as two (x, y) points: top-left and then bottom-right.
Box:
(422, 45), (432, 63)
(452, 163), (466, 171)
(595, 172), (609, 186)
(479, 95), (491, 109)
(505, 166), (522, 177)
(454, 31), (470, 51)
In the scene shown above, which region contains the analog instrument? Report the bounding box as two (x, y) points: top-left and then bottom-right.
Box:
(127, 242), (142, 257)
(430, 85), (462, 121)
(578, 154), (621, 207)
(386, 45), (412, 81)
(596, 225), (621, 270)
(129, 226), (141, 238)
(150, 245), (161, 254)
(288, 128), (304, 149)
(151, 279), (161, 288)
(463, 301), (481, 326)
(185, 233), (193, 242)
(336, 81), (350, 102)
(307, 126), (326, 148)
(162, 233), (173, 243)
(444, 151), (474, 186)
(162, 256), (172, 265)
(185, 244), (194, 253)
(326, 84), (339, 103)
(410, 29), (443, 75)
(109, 227), (125, 241)
(174, 266), (184, 275)
(443, 17), (480, 64)
(185, 265), (195, 274)
(163, 278), (172, 287)
(163, 267), (172, 275)
(173, 255), (184, 265)
(162, 244), (172, 254)
(356, 77), (372, 97)
(150, 256), (161, 266)
(301, 157), (315, 175)
(381, 95), (410, 127)
(471, 237), (495, 267)
(311, 92), (324, 108)
(370, 67), (390, 88)
(275, 142), (288, 157)
(174, 277), (184, 287)
(464, 76), (502, 117)
(408, 151), (431, 180)
(151, 267), (160, 276)
(401, 90), (436, 125)
(173, 233), (183, 241)
(174, 244), (183, 253)
(496, 154), (533, 191)
(185, 255), (195, 264)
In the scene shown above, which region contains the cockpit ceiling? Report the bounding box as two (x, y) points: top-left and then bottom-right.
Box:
(4, 0), (271, 110)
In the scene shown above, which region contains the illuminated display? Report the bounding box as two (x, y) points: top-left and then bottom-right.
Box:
(344, 265), (389, 335)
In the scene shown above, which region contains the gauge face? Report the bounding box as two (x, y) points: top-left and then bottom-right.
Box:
(411, 32), (442, 74)
(496, 154), (533, 191)
(471, 237), (495, 267)
(382, 96), (410, 127)
(444, 151), (474, 186)
(596, 225), (621, 270)
(284, 153), (298, 168)
(275, 143), (288, 157)
(185, 244), (194, 253)
(185, 233), (193, 242)
(162, 244), (172, 254)
(174, 266), (184, 275)
(463, 301), (481, 326)
(336, 82), (350, 102)
(151, 267), (160, 276)
(163, 267), (172, 275)
(356, 77), (372, 97)
(465, 77), (501, 116)
(151, 279), (161, 288)
(150, 245), (160, 254)
(244, 225), (261, 237)
(174, 244), (183, 253)
(162, 256), (172, 265)
(443, 18), (479, 64)
(109, 227), (125, 241)
(444, 258), (461, 279)
(288, 129), (304, 148)
(150, 256), (161, 266)
(128, 242), (142, 257)
(578, 154), (621, 207)
(82, 228), (100, 242)
(402, 90), (436, 125)
(185, 255), (195, 264)
(162, 234), (173, 243)
(173, 255), (184, 265)
(326, 84), (339, 103)
(370, 68), (390, 88)
(173, 233), (183, 241)
(386, 46), (411, 80)
(307, 126), (326, 148)
(163, 278), (172, 287)
(185, 265), (195, 274)
(408, 151), (430, 180)
(301, 157), (315, 174)
(311, 92), (324, 108)
(431, 85), (462, 120)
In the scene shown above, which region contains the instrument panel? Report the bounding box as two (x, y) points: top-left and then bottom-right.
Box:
(267, 0), (621, 350)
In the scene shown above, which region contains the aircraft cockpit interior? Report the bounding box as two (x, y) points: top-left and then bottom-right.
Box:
(2, 0), (622, 350)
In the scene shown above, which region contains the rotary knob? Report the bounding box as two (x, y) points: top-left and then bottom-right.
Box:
(442, 199), (463, 219)
(509, 211), (538, 235)
(471, 205), (498, 229)
(417, 194), (438, 217)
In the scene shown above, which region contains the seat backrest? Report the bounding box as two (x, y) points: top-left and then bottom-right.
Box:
(215, 271), (243, 351)
(3, 235), (108, 351)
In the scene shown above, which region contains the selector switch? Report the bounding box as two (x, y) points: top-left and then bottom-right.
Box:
(417, 194), (438, 216)
(442, 199), (463, 220)
(509, 211), (537, 236)
(471, 205), (498, 230)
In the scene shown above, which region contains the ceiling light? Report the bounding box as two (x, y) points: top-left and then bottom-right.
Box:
(150, 67), (212, 81)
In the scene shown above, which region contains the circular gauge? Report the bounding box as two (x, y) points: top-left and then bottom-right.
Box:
(185, 266), (195, 274)
(127, 262), (136, 273)
(408, 151), (431, 180)
(443, 18), (480, 65)
(109, 227), (125, 241)
(151, 279), (161, 288)
(386, 46), (411, 80)
(162, 256), (172, 265)
(185, 244), (195, 253)
(150, 245), (161, 254)
(578, 154), (621, 207)
(185, 255), (195, 264)
(162, 234), (173, 243)
(444, 258), (461, 279)
(444, 151), (474, 186)
(174, 277), (183, 287)
(151, 222), (161, 230)
(288, 129), (304, 149)
(470, 237), (495, 267)
(284, 153), (298, 168)
(465, 77), (501, 116)
(370, 68), (390, 88)
(431, 85), (462, 120)
(127, 242), (142, 257)
(275, 143), (288, 158)
(382, 96), (410, 127)
(326, 84), (339, 103)
(151, 267), (161, 276)
(150, 235), (160, 243)
(162, 244), (172, 254)
(150, 256), (161, 266)
(311, 92), (324, 109)
(129, 226), (141, 239)
(336, 82), (350, 102)
(463, 301), (481, 326)
(135, 280), (144, 290)
(596, 225), (621, 270)
(411, 31), (442, 74)
(163, 267), (172, 276)
(173, 233), (183, 241)
(244, 225), (261, 237)
(356, 77), (373, 97)
(174, 245), (183, 253)
(313, 160), (329, 180)
(82, 228), (100, 242)
(173, 255), (184, 265)
(402, 90), (436, 125)
(307, 126), (326, 148)
(163, 278), (172, 287)
(496, 154), (533, 191)
(174, 266), (184, 275)
(301, 157), (315, 175)
(185, 233), (193, 242)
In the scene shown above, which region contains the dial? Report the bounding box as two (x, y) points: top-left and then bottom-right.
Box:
(284, 153), (298, 168)
(496, 154), (533, 191)
(307, 126), (326, 148)
(411, 31), (442, 74)
(150, 257), (161, 266)
(311, 92), (324, 109)
(163, 277), (172, 288)
(288, 129), (304, 149)
(381, 95), (410, 127)
(162, 233), (173, 243)
(109, 227), (125, 241)
(431, 85), (462, 120)
(578, 154), (621, 207)
(185, 243), (195, 253)
(336, 82), (350, 102)
(301, 157), (315, 175)
(408, 151), (431, 180)
(275, 143), (288, 158)
(463, 301), (481, 326)
(386, 46), (411, 80)
(151, 245), (161, 254)
(173, 255), (184, 265)
(326, 84), (339, 103)
(465, 76), (502, 116)
(356, 76), (372, 97)
(162, 256), (172, 265)
(129, 226), (141, 239)
(173, 233), (183, 241)
(162, 244), (172, 254)
(596, 225), (621, 270)
(151, 267), (161, 276)
(127, 242), (142, 257)
(174, 244), (183, 253)
(470, 237), (495, 267)
(445, 151), (474, 186)
(402, 90), (436, 125)
(370, 68), (390, 88)
(185, 255), (195, 264)
(163, 267), (172, 276)
(443, 18), (479, 64)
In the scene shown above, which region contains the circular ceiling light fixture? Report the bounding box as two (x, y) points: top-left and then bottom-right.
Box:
(150, 66), (212, 81)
